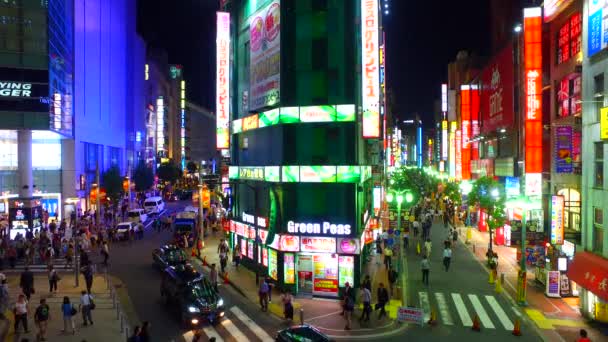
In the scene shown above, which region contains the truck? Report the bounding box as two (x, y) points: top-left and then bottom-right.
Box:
(173, 210), (198, 247)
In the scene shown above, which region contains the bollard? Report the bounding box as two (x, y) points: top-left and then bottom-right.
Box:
(473, 244), (476, 253)
(116, 305), (120, 319)
(120, 313), (124, 333)
(112, 289), (117, 309)
(300, 308), (304, 325)
(501, 273), (505, 286)
(125, 326), (130, 340)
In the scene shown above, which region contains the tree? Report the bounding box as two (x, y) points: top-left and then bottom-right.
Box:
(101, 166), (123, 206)
(186, 161), (198, 174)
(389, 167), (436, 203)
(157, 161), (182, 184)
(132, 160), (154, 192)
(442, 181), (462, 205)
(467, 176), (506, 255)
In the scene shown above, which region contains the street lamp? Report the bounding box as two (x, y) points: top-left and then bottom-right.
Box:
(386, 189), (414, 274)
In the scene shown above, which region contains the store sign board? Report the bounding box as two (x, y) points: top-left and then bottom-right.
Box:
(249, 0), (280, 110)
(216, 12), (230, 149)
(505, 177), (520, 197)
(361, 0), (380, 138)
(268, 248), (278, 280)
(337, 166), (360, 183)
(555, 126), (573, 173)
(546, 271), (561, 297)
(239, 166), (264, 181)
(286, 220), (352, 236)
(397, 307), (424, 325)
(284, 253), (295, 284)
(442, 120), (448, 160)
(373, 186), (382, 216)
(264, 166), (280, 182)
(338, 256), (354, 287)
(525, 173), (542, 196)
(300, 237), (336, 253)
(242, 114), (259, 131)
(300, 166), (336, 182)
(279, 235), (300, 252)
(480, 45), (514, 133)
(551, 195), (565, 245)
(282, 166), (299, 182)
(337, 238), (360, 254)
(544, 0), (573, 22)
(441, 84), (448, 112)
(300, 105), (335, 122)
(601, 107), (608, 140)
(460, 85), (471, 179)
(335, 104), (356, 122)
(524, 7), (543, 174)
(588, 1), (608, 56)
(455, 130), (462, 180)
(259, 108), (280, 127)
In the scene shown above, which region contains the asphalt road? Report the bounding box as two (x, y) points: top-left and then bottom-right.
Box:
(105, 201), (283, 342)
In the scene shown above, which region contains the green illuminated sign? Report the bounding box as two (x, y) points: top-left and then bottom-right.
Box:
(280, 107), (300, 124)
(259, 108), (280, 127)
(232, 119), (243, 134)
(299, 106), (336, 122)
(282, 166), (300, 182)
(335, 104), (356, 122)
(264, 166), (280, 182)
(239, 167), (265, 181)
(336, 166), (360, 183)
(300, 166), (337, 182)
(229, 166), (239, 179)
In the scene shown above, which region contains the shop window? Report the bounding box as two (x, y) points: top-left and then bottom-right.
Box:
(593, 207), (604, 253)
(594, 73), (604, 122)
(556, 74), (581, 118)
(594, 142), (604, 188)
(557, 188), (581, 232)
(556, 12), (582, 65)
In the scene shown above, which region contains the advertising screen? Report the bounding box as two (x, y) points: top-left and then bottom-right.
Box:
(337, 166), (360, 183)
(279, 107), (299, 123)
(268, 248), (278, 280)
(264, 166), (280, 182)
(338, 256), (354, 287)
(555, 126), (573, 173)
(259, 108), (280, 127)
(335, 104), (356, 122)
(300, 166), (337, 183)
(361, 0), (380, 138)
(216, 12), (230, 149)
(284, 253), (295, 284)
(247, 239), (254, 259)
(282, 166), (299, 182)
(551, 195), (564, 245)
(249, 0), (281, 110)
(313, 254), (339, 296)
(299, 105), (335, 122)
(480, 45), (514, 134)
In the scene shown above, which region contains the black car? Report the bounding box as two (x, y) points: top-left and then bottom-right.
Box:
(160, 264), (225, 327)
(276, 325), (334, 342)
(152, 245), (188, 269)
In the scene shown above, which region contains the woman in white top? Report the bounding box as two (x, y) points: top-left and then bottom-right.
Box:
(14, 294), (29, 333)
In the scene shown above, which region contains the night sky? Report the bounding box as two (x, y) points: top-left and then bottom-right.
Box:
(137, 0), (490, 126)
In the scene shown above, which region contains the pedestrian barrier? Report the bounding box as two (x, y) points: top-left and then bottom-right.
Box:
(512, 318), (522, 336)
(471, 314), (481, 331)
(105, 268), (132, 341)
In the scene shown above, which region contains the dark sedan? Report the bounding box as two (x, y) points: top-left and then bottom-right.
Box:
(152, 244), (188, 270)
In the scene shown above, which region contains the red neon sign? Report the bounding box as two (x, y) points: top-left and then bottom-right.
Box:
(460, 86), (471, 180)
(471, 85), (480, 161)
(524, 8), (543, 174)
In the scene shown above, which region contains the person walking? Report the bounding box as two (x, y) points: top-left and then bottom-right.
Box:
(13, 294), (29, 333)
(577, 329), (591, 342)
(383, 246), (393, 269)
(101, 241), (109, 267)
(361, 275), (372, 292)
(343, 286), (354, 330)
(443, 245), (452, 271)
(60, 296), (76, 334)
(65, 243), (74, 269)
(209, 264), (218, 292)
(127, 325), (141, 342)
(232, 245), (240, 269)
(82, 264), (94, 294)
(266, 277), (274, 303)
(403, 230), (410, 250)
(19, 266), (34, 300)
(421, 255), (430, 286)
(0, 274), (8, 342)
(258, 278), (269, 312)
(413, 219), (420, 237)
(281, 290), (294, 322)
(139, 321), (151, 342)
(376, 283), (389, 319)
(79, 290), (94, 326)
(359, 285), (372, 322)
(424, 238), (432, 258)
(48, 265), (59, 293)
(387, 267), (398, 297)
(34, 298), (50, 341)
(340, 282), (354, 316)
(218, 239), (229, 274)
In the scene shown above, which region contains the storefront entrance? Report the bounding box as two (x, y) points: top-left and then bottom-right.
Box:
(297, 254), (313, 296)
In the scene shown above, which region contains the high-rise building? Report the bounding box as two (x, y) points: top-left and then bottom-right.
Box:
(220, 0), (380, 296)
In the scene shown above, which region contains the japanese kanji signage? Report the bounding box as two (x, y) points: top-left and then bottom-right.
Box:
(361, 0), (380, 138)
(216, 12), (230, 149)
(524, 7), (542, 175)
(567, 251), (608, 302)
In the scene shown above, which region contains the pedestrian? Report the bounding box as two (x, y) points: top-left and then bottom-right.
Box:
(424, 238), (432, 258)
(60, 296), (76, 334)
(218, 239), (229, 274)
(403, 230), (409, 250)
(383, 246), (393, 269)
(388, 267), (398, 297)
(232, 245), (240, 269)
(577, 329), (591, 342)
(258, 278), (269, 312)
(421, 255), (430, 286)
(340, 282), (354, 316)
(376, 282), (389, 319)
(281, 290), (294, 321)
(19, 266), (34, 300)
(359, 285), (372, 322)
(139, 321), (151, 342)
(452, 228), (458, 245)
(79, 290), (94, 326)
(209, 264), (218, 292)
(65, 243), (74, 268)
(82, 264), (94, 294)
(266, 277), (273, 303)
(413, 219), (420, 237)
(13, 294), (29, 333)
(127, 325), (141, 342)
(48, 265), (59, 293)
(443, 245), (452, 271)
(343, 286), (354, 330)
(0, 273), (8, 341)
(7, 246), (16, 269)
(362, 275), (372, 292)
(34, 298), (50, 341)
(101, 241), (109, 266)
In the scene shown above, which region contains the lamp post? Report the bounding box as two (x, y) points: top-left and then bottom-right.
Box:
(385, 190), (414, 273)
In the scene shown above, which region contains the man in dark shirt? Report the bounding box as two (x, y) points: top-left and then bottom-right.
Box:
(19, 267), (34, 300)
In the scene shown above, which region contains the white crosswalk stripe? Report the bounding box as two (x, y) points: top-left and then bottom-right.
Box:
(485, 295), (514, 330)
(451, 293), (473, 327)
(220, 318), (248, 341)
(468, 294), (495, 329)
(230, 306), (274, 342)
(435, 292), (454, 325)
(202, 326), (225, 342)
(419, 291), (431, 321)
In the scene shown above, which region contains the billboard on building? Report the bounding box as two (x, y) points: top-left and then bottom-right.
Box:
(249, 0), (281, 110)
(555, 126), (573, 173)
(216, 12), (230, 149)
(524, 7), (543, 174)
(588, 1), (608, 57)
(361, 0), (380, 138)
(480, 45), (514, 134)
(460, 85), (471, 179)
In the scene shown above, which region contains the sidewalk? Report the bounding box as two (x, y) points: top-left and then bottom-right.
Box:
(192, 234), (403, 337)
(460, 225), (607, 341)
(2, 272), (128, 342)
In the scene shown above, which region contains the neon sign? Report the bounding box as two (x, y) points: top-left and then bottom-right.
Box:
(524, 7), (542, 174)
(156, 97), (164, 153)
(216, 12), (230, 149)
(361, 0), (380, 138)
(287, 221), (352, 236)
(460, 85), (471, 179)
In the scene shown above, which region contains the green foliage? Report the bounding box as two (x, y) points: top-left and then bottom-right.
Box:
(132, 160), (154, 192)
(388, 167), (436, 205)
(186, 161), (198, 174)
(467, 176), (506, 230)
(101, 166), (123, 204)
(157, 161), (182, 184)
(442, 181), (461, 204)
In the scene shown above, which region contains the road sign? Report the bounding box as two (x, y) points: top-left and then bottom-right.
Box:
(397, 307), (424, 325)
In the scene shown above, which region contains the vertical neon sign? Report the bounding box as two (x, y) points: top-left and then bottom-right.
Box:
(524, 7), (542, 175)
(156, 97), (164, 153)
(471, 84), (480, 161)
(460, 85), (471, 179)
(441, 120), (448, 160)
(449, 122), (456, 178)
(417, 126), (423, 168)
(216, 12), (230, 149)
(180, 80), (186, 169)
(455, 129), (462, 180)
(361, 0), (380, 138)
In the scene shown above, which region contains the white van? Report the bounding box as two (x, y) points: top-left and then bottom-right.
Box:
(127, 209), (148, 223)
(144, 196), (165, 214)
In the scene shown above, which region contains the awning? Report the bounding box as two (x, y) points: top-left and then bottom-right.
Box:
(566, 252), (608, 302)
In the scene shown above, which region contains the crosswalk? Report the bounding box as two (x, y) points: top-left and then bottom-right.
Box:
(182, 305), (275, 342)
(419, 291), (518, 330)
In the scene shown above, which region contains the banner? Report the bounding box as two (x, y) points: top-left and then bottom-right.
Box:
(480, 45), (514, 134)
(555, 126), (573, 173)
(249, 0), (281, 110)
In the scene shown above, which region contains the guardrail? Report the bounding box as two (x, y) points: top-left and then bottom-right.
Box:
(104, 267), (132, 341)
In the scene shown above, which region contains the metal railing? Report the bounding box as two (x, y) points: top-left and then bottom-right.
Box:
(104, 268), (132, 341)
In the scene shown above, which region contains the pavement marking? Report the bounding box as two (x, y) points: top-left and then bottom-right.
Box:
(220, 318), (248, 341)
(451, 293), (473, 327)
(468, 294), (495, 329)
(511, 306), (523, 317)
(525, 309), (554, 329)
(202, 325), (224, 342)
(434, 292), (454, 325)
(230, 306), (274, 342)
(419, 291), (430, 321)
(306, 310), (343, 322)
(485, 295), (513, 330)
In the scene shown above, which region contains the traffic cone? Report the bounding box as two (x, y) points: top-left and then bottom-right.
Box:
(223, 272), (230, 284)
(427, 307), (438, 326)
(495, 276), (503, 294)
(471, 314), (481, 331)
(416, 241), (421, 255)
(488, 269), (495, 284)
(512, 318), (522, 336)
